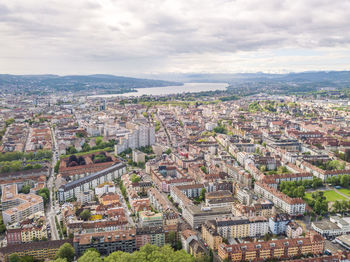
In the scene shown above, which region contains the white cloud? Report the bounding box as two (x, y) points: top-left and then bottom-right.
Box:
(0, 0), (349, 75)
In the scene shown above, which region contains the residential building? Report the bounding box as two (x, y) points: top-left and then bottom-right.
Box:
(0, 239), (72, 262)
(139, 211), (163, 227)
(218, 232), (325, 262)
(254, 181), (305, 215)
(136, 226), (165, 248)
(58, 163), (126, 202)
(73, 229), (137, 257)
(114, 124), (155, 154)
(269, 214), (291, 235)
(182, 205), (232, 229)
(1, 184), (44, 225)
(286, 221), (303, 239)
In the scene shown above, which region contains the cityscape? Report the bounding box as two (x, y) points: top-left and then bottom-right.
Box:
(1, 0), (350, 262)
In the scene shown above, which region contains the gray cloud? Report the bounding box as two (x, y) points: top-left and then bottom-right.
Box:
(0, 0), (349, 74)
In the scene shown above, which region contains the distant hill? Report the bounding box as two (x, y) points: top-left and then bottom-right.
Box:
(0, 74), (182, 95)
(143, 71), (350, 83)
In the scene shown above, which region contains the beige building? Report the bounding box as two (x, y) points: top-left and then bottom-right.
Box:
(2, 184), (44, 225)
(132, 149), (146, 163)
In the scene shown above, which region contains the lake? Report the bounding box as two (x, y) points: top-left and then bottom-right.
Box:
(89, 82), (228, 98)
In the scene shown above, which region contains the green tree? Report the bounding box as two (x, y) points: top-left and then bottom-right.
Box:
(200, 188), (206, 201)
(341, 175), (350, 188)
(9, 254), (21, 262)
(104, 244), (195, 262)
(19, 256), (35, 262)
(78, 250), (102, 262)
(295, 186), (305, 198)
(333, 200), (342, 213)
(130, 174), (141, 183)
(168, 231), (177, 248)
(54, 160), (61, 174)
(53, 258), (68, 262)
(55, 243), (75, 262)
(80, 209), (91, 221)
(104, 251), (132, 262)
(260, 165), (267, 172)
(20, 185), (31, 194)
(164, 149), (171, 155)
(23, 164), (33, 170)
(33, 163), (42, 169)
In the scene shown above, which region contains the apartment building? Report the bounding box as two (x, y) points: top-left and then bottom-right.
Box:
(148, 187), (172, 213)
(73, 229), (137, 257)
(182, 205), (232, 229)
(254, 181), (305, 216)
(203, 216), (269, 241)
(236, 187), (253, 205)
(202, 222), (223, 250)
(139, 211), (163, 227)
(218, 232), (325, 262)
(20, 223), (48, 243)
(114, 124), (155, 154)
(181, 229), (198, 253)
(0, 239), (72, 262)
(1, 184), (44, 225)
(269, 214), (291, 235)
(232, 201), (274, 217)
(58, 163), (126, 202)
(136, 226), (165, 248)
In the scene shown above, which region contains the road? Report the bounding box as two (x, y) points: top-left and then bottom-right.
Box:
(116, 186), (135, 226)
(47, 126), (60, 240)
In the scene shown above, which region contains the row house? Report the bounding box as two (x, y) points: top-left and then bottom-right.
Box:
(218, 232), (324, 262)
(254, 182), (305, 216)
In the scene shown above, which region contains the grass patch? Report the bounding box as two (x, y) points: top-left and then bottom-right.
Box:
(338, 188), (350, 197)
(305, 190), (347, 202)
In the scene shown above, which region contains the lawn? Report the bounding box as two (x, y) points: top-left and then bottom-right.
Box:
(338, 188), (350, 198)
(304, 190), (347, 202)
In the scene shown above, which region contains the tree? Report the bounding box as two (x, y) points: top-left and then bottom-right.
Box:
(333, 200), (342, 213)
(23, 164), (33, 170)
(104, 251), (132, 262)
(67, 146), (78, 155)
(54, 160), (61, 174)
(54, 259), (68, 262)
(39, 192), (48, 204)
(9, 254), (21, 262)
(55, 243), (75, 262)
(200, 166), (207, 174)
(263, 233), (272, 241)
(130, 174), (141, 183)
(295, 186), (305, 198)
(200, 188), (206, 201)
(341, 175), (350, 188)
(20, 185), (31, 194)
(0, 223), (6, 234)
(312, 177), (323, 189)
(78, 250), (102, 262)
(33, 163), (42, 169)
(80, 209), (91, 221)
(19, 256), (35, 262)
(164, 149), (171, 155)
(341, 200), (350, 214)
(168, 231), (177, 248)
(37, 187), (50, 205)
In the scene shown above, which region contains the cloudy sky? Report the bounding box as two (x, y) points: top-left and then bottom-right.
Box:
(0, 0), (350, 76)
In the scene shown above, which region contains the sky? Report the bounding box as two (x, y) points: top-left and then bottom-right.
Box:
(0, 0), (350, 76)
